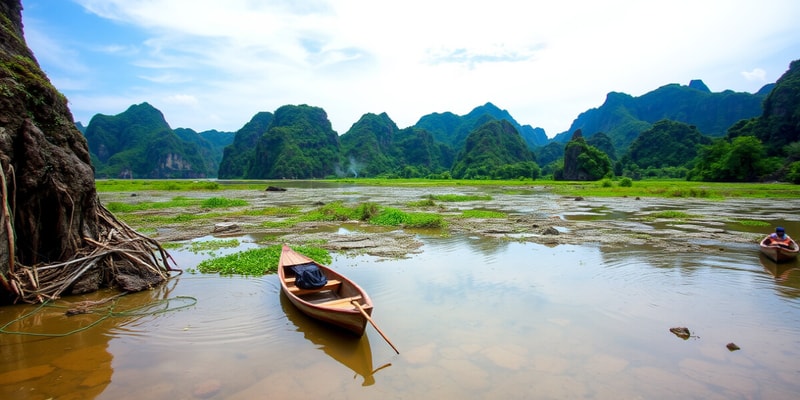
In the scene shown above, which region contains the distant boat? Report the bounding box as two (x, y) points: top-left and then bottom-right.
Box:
(278, 245), (373, 335)
(759, 237), (800, 263)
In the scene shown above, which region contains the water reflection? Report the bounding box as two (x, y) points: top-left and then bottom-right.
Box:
(280, 293), (389, 386)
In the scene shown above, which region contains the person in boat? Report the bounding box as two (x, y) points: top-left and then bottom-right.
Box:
(762, 227), (794, 248)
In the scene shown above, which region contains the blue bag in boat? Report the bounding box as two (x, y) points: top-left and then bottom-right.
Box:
(291, 263), (328, 289)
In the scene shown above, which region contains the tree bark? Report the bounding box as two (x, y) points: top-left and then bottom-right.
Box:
(0, 0), (175, 303)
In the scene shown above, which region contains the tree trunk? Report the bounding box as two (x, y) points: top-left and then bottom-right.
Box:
(0, 0), (175, 303)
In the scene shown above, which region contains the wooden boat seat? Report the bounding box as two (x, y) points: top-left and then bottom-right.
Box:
(288, 279), (341, 295)
(317, 295), (362, 308)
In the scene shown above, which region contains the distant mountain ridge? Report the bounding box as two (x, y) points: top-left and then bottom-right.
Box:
(552, 80), (771, 151)
(414, 102), (549, 149)
(81, 75), (782, 180)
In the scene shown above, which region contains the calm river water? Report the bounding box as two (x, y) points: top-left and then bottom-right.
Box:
(1, 187), (800, 399)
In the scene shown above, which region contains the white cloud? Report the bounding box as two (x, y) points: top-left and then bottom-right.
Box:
(162, 94), (200, 106)
(741, 68), (767, 82)
(53, 0), (800, 135)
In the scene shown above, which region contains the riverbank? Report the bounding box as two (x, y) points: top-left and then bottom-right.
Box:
(97, 181), (800, 260)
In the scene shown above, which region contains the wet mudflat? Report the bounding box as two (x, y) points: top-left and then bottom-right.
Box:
(1, 183), (800, 399)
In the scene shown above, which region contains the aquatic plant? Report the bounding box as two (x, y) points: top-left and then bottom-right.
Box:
(197, 244), (330, 275)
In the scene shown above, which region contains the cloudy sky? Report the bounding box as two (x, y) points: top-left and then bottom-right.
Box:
(20, 0), (800, 137)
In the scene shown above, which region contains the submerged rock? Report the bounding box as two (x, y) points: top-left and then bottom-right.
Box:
(669, 327), (691, 340)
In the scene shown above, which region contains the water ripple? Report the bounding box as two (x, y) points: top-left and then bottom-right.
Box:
(109, 274), (292, 347)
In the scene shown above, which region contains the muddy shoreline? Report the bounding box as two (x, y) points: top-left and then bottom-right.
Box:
(99, 185), (800, 259)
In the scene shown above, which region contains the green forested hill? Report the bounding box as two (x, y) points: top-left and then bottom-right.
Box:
(173, 128), (234, 177)
(626, 120), (712, 169)
(218, 112), (273, 179)
(728, 59), (800, 156)
(451, 119), (537, 179)
(84, 102), (218, 178)
(339, 113), (452, 177)
(551, 80), (769, 151)
(339, 113), (400, 177)
(246, 105), (340, 179)
(414, 102), (548, 150)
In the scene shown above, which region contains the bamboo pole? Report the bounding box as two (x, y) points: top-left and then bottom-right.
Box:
(352, 300), (399, 354)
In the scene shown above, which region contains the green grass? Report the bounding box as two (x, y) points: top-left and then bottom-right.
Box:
(98, 178), (800, 199)
(242, 206), (302, 216)
(426, 194), (493, 202)
(459, 209), (507, 218)
(105, 196), (198, 212)
(548, 180), (800, 199)
(370, 207), (445, 229)
(732, 219), (771, 227)
(408, 199), (437, 207)
(196, 244), (331, 275)
(201, 197), (248, 208)
(301, 201), (357, 222)
(96, 179), (224, 192)
(652, 210), (696, 219)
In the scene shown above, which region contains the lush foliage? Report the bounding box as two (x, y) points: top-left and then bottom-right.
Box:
(688, 136), (781, 182)
(557, 132), (612, 181)
(626, 120), (711, 170)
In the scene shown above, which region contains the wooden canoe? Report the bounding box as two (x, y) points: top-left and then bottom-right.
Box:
(278, 245), (373, 336)
(759, 237), (800, 263)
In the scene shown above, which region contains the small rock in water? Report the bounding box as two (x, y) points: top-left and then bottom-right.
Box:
(669, 327), (691, 340)
(726, 342), (740, 351)
(213, 222), (240, 233)
(542, 227), (560, 235)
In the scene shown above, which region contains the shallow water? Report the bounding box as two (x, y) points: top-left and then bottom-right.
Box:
(2, 191), (800, 399)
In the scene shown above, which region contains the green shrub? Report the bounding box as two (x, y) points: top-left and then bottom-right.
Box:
(201, 197), (248, 208)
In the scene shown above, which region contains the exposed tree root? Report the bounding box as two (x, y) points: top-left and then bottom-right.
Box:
(0, 165), (178, 303)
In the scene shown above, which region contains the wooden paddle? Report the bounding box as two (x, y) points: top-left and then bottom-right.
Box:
(352, 300), (399, 354)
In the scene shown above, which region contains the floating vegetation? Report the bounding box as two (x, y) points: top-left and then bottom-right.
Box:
(197, 244), (330, 275)
(188, 239), (241, 253)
